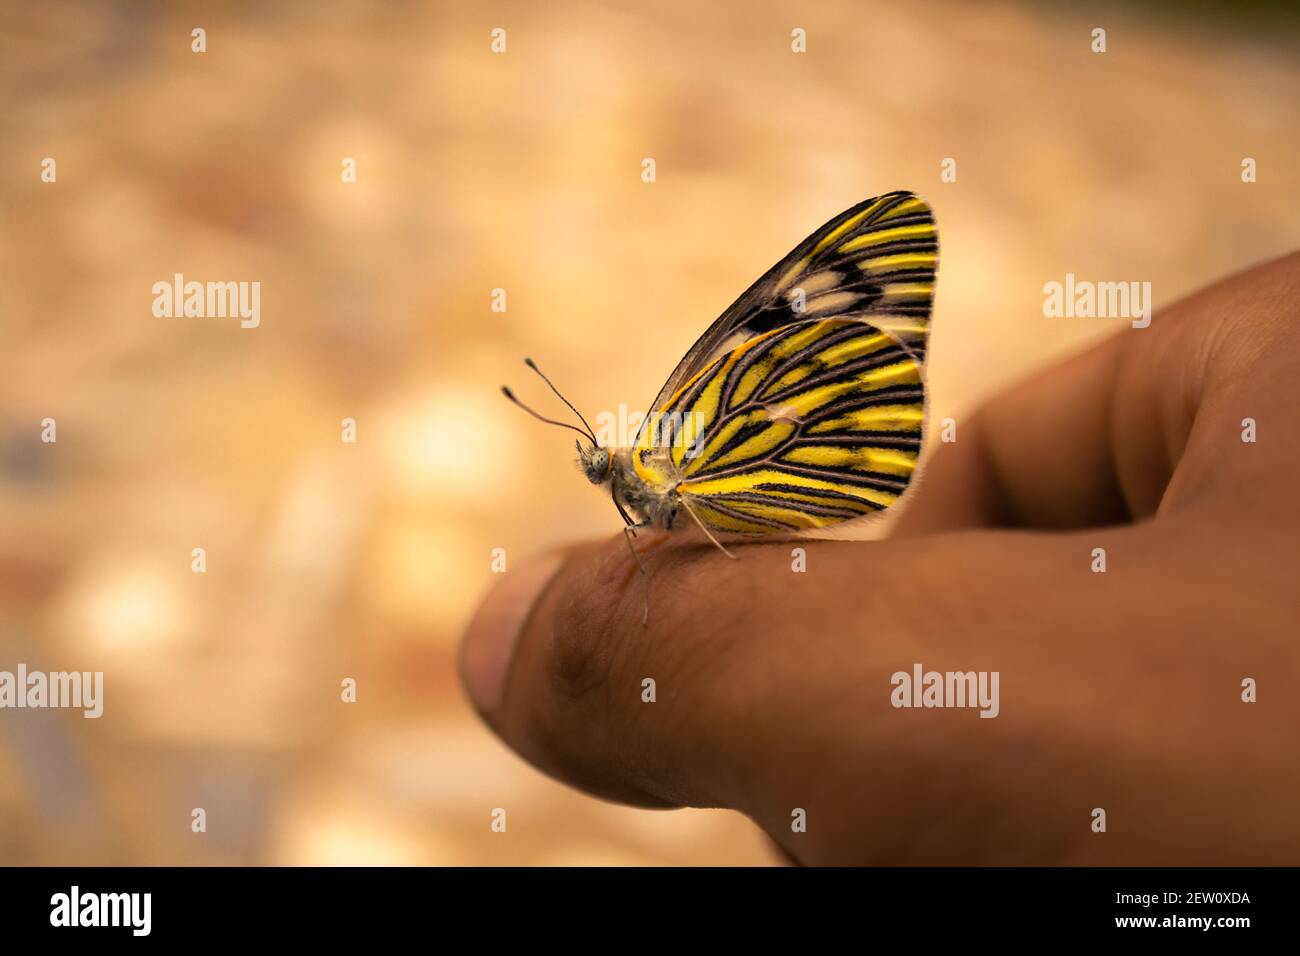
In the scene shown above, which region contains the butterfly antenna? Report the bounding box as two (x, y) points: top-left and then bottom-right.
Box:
(501, 386), (597, 442)
(524, 358), (597, 443)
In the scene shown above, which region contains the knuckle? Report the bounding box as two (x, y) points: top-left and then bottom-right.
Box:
(544, 542), (640, 704)
(524, 539), (664, 799)
(531, 535), (705, 748)
(542, 532), (727, 704)
(522, 533), (788, 807)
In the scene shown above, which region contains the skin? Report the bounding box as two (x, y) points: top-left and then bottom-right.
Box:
(459, 252), (1300, 865)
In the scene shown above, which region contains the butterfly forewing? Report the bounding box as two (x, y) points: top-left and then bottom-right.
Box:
(641, 190), (938, 431)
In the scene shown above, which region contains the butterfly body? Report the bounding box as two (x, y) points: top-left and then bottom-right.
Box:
(615, 449), (682, 530)
(579, 443), (682, 530)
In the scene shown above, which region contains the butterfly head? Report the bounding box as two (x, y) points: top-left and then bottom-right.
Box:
(577, 442), (614, 485)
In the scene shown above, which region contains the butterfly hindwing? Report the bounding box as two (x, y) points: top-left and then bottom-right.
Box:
(636, 318), (925, 534)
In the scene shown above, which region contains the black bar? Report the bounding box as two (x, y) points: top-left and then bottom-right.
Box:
(0, 866), (1288, 942)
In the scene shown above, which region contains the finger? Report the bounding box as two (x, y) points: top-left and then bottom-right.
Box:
(897, 250), (1300, 536)
(460, 519), (1299, 864)
(899, 338), (1131, 534)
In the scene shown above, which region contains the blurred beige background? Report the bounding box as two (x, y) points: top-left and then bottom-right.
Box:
(1, 0), (1297, 864)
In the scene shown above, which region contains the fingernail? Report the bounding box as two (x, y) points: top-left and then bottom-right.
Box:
(460, 554), (564, 715)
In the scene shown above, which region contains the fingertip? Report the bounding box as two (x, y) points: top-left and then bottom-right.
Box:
(459, 553), (565, 717)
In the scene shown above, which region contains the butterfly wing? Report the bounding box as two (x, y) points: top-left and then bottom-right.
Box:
(640, 190), (937, 440)
(633, 318), (925, 534)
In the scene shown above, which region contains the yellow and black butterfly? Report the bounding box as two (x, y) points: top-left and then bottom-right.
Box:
(504, 190), (937, 607)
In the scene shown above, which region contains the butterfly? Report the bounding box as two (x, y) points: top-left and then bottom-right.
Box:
(504, 190), (937, 615)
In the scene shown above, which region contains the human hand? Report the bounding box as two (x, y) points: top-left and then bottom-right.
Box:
(459, 252), (1300, 865)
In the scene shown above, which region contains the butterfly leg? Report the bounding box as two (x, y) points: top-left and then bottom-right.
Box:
(622, 522), (652, 626)
(610, 486), (653, 624)
(611, 488), (637, 529)
(680, 497), (739, 560)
